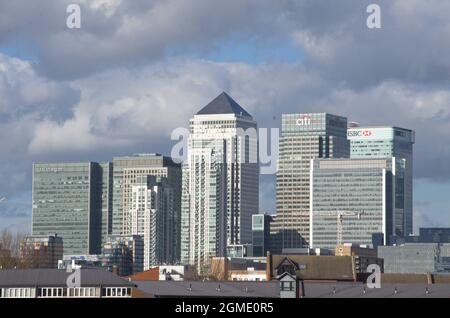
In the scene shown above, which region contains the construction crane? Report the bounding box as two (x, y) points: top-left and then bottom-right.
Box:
(313, 210), (364, 246)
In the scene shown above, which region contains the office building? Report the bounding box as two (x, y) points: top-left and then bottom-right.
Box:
(226, 244), (253, 258)
(310, 158), (406, 249)
(112, 153), (181, 263)
(103, 235), (144, 275)
(20, 234), (63, 269)
(348, 126), (415, 235)
(181, 92), (259, 271)
(129, 176), (175, 270)
(32, 162), (112, 255)
(276, 113), (349, 249)
(252, 214), (272, 257)
(405, 228), (450, 243)
(378, 243), (450, 274)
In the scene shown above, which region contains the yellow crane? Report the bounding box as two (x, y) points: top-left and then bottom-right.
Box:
(313, 210), (364, 246)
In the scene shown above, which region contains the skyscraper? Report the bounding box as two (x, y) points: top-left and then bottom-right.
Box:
(111, 153), (181, 262)
(32, 162), (111, 255)
(347, 126), (415, 235)
(310, 157), (406, 249)
(181, 92), (259, 270)
(275, 113), (349, 249)
(129, 176), (175, 269)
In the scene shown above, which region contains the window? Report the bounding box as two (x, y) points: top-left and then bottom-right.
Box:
(281, 281), (294, 292)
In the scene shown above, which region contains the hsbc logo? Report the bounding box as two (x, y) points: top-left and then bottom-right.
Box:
(296, 115), (312, 126)
(348, 130), (373, 137)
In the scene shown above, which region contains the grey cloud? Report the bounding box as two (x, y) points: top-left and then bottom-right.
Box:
(289, 0), (450, 87)
(0, 0), (287, 80)
(1, 1), (450, 222)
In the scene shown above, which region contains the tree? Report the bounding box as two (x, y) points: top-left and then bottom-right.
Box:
(0, 230), (29, 269)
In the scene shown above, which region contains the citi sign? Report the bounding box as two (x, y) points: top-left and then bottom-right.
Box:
(296, 115), (312, 126)
(348, 130), (373, 137)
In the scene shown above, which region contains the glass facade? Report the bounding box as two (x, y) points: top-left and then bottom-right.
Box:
(252, 214), (272, 257)
(32, 162), (111, 255)
(181, 109), (259, 270)
(103, 234), (144, 275)
(310, 158), (405, 250)
(348, 127), (415, 235)
(275, 113), (349, 249)
(112, 153), (181, 263)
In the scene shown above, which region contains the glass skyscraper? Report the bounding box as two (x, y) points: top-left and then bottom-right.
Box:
(32, 162), (111, 255)
(275, 113), (349, 249)
(310, 157), (406, 250)
(348, 126), (415, 235)
(181, 92), (259, 271)
(111, 153), (181, 263)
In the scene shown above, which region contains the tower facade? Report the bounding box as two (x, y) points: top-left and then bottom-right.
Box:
(181, 92), (259, 271)
(275, 113), (349, 249)
(348, 126), (415, 235)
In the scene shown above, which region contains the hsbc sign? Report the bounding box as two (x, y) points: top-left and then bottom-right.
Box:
(348, 130), (373, 137)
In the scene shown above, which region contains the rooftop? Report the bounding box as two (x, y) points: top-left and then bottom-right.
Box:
(0, 268), (135, 288)
(196, 92), (252, 118)
(134, 281), (279, 298)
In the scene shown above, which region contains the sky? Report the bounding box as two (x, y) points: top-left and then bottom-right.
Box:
(0, 0), (450, 234)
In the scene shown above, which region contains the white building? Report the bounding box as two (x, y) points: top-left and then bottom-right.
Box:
(130, 176), (174, 270)
(181, 92), (259, 271)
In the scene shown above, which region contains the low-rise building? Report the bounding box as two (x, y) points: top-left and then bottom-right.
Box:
(252, 214), (273, 257)
(335, 244), (384, 273)
(403, 228), (450, 244)
(20, 234), (63, 269)
(378, 243), (450, 274)
(267, 253), (357, 281)
(103, 235), (144, 275)
(0, 268), (136, 298)
(226, 244), (253, 258)
(211, 257), (267, 281)
(126, 265), (194, 281)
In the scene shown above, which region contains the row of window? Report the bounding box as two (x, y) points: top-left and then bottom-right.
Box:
(0, 287), (132, 298)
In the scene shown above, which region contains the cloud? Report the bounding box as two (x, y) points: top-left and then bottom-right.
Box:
(1, 1), (450, 228)
(0, 0), (287, 80)
(289, 0), (450, 87)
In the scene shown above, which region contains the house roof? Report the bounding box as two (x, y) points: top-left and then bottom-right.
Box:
(300, 281), (450, 298)
(0, 268), (136, 288)
(271, 255), (355, 281)
(134, 281), (279, 298)
(196, 92), (252, 118)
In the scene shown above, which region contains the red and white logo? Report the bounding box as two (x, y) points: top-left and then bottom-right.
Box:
(362, 130), (372, 137)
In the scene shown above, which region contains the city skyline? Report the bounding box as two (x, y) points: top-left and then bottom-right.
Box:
(2, 0), (450, 236)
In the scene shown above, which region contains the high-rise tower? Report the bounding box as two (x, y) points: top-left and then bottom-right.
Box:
(181, 92), (259, 271)
(347, 126), (415, 235)
(275, 113), (349, 249)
